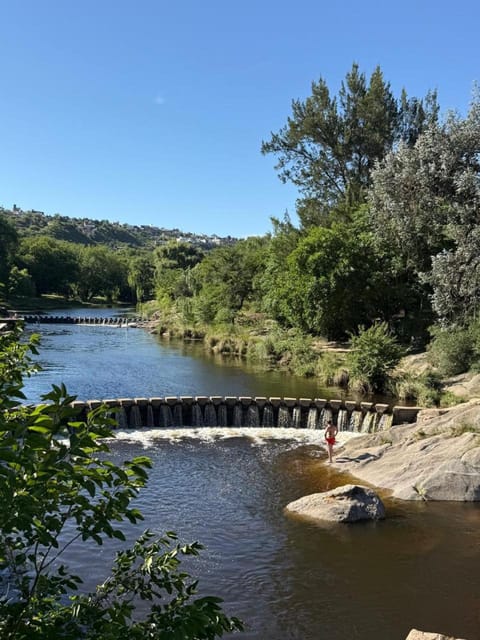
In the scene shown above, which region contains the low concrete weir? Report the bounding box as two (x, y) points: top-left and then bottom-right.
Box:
(69, 396), (420, 432)
(22, 315), (142, 325)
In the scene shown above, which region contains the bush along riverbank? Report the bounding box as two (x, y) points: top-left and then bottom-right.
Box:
(139, 303), (463, 408)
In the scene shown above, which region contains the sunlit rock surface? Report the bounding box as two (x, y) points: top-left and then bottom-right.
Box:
(333, 400), (480, 501)
(285, 484), (385, 523)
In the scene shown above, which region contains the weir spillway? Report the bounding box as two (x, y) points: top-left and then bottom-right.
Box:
(70, 396), (420, 432)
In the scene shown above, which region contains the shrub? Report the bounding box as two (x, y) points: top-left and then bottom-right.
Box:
(347, 322), (405, 393)
(428, 325), (474, 376)
(247, 336), (277, 363)
(315, 352), (348, 387)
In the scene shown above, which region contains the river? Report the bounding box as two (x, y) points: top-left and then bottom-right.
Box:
(22, 307), (336, 403)
(20, 309), (480, 640)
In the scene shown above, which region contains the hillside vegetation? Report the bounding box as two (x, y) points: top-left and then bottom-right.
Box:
(1, 208), (236, 250)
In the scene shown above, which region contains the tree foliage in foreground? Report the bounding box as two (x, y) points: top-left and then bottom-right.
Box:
(0, 326), (243, 639)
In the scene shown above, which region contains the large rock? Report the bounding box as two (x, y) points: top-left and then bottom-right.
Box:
(405, 629), (468, 640)
(285, 484), (385, 523)
(333, 400), (480, 501)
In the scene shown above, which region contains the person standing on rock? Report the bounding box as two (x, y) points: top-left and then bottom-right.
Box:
(324, 420), (338, 463)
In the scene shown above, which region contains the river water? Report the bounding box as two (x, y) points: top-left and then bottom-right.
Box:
(20, 309), (480, 640)
(22, 307), (332, 403)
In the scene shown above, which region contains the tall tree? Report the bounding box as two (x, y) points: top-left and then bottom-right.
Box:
(261, 64), (398, 225)
(369, 91), (480, 326)
(262, 63), (437, 227)
(77, 245), (128, 302)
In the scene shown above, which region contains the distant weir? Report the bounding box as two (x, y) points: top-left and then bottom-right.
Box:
(22, 315), (142, 326)
(69, 396), (420, 432)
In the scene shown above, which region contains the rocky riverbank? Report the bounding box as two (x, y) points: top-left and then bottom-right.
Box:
(331, 399), (480, 501)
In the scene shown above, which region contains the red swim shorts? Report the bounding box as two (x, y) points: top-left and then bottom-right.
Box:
(326, 437), (336, 445)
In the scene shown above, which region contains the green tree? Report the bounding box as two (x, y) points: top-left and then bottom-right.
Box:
(127, 253), (155, 303)
(7, 266), (35, 297)
(428, 227), (480, 326)
(397, 88), (439, 147)
(258, 214), (301, 326)
(190, 237), (267, 324)
(16, 236), (79, 296)
(154, 241), (204, 306)
(0, 326), (243, 639)
(269, 218), (386, 339)
(77, 245), (128, 302)
(262, 63), (437, 227)
(369, 91), (480, 325)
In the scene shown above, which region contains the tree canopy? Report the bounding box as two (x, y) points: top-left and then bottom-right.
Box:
(262, 63), (438, 227)
(369, 92), (480, 325)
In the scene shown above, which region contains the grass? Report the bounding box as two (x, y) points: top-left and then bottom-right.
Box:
(412, 484), (428, 501)
(390, 369), (464, 408)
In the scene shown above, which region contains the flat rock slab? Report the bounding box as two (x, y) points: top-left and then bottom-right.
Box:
(285, 484), (385, 524)
(333, 400), (480, 501)
(406, 629), (468, 640)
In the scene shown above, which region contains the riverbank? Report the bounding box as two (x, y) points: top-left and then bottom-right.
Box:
(141, 304), (464, 408)
(8, 296), (473, 408)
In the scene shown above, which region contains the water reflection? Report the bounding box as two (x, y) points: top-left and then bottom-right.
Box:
(23, 313), (339, 403)
(22, 308), (392, 405)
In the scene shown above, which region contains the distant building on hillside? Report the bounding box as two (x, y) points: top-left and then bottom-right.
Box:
(82, 222), (96, 236)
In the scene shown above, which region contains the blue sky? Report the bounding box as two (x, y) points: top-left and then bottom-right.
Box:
(1, 0), (479, 238)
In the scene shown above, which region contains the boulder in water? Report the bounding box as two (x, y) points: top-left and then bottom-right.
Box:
(285, 484), (385, 524)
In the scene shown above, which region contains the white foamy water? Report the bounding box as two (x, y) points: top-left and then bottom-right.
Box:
(108, 426), (361, 448)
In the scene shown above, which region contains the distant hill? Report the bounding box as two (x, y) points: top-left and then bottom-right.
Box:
(1, 207), (237, 250)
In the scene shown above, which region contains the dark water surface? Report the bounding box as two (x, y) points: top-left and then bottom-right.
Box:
(21, 310), (480, 640)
